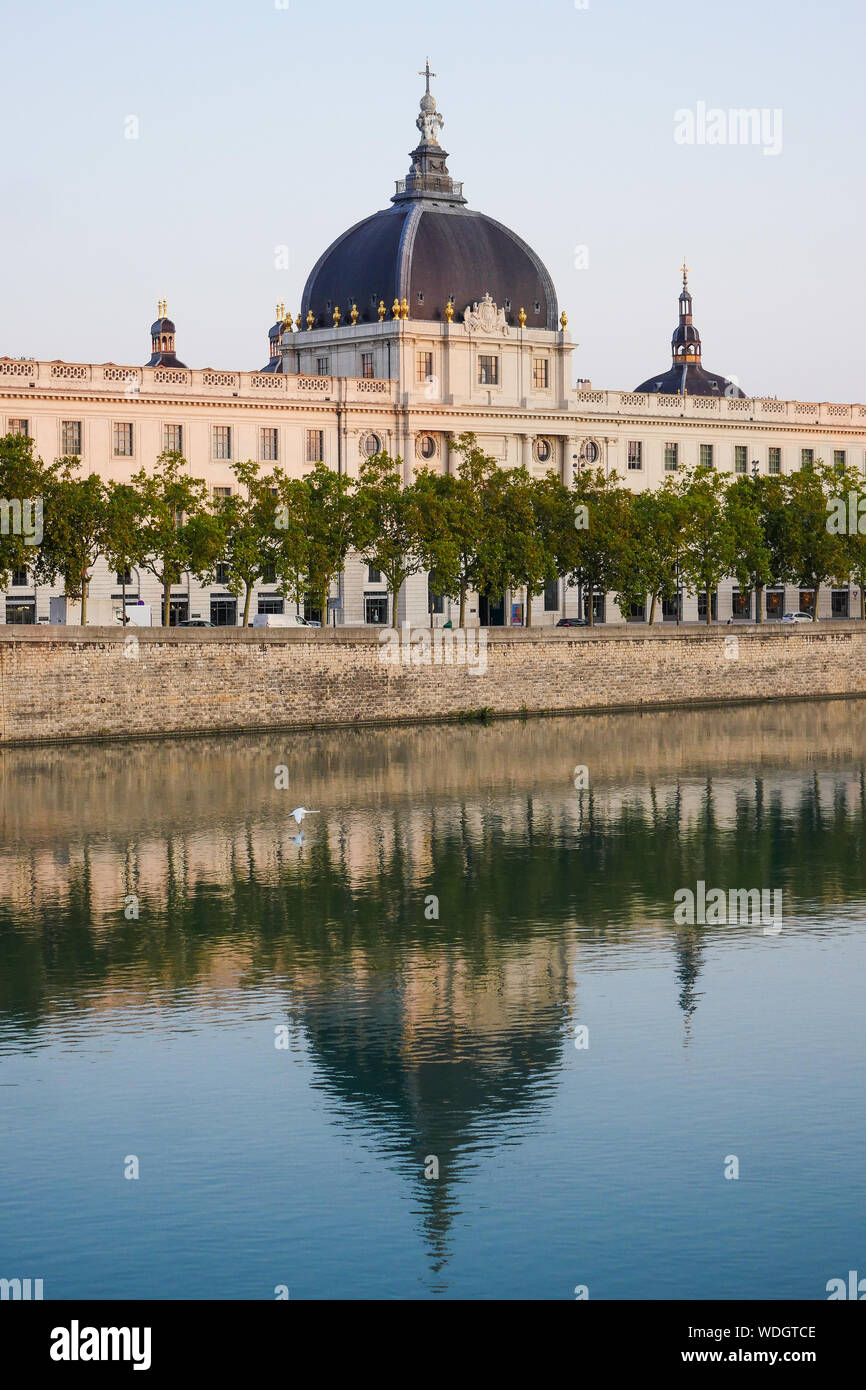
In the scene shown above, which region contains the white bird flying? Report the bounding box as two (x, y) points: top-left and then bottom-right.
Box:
(290, 807), (320, 826)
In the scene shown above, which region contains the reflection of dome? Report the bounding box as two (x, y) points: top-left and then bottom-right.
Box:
(300, 75), (558, 329)
(635, 266), (746, 398)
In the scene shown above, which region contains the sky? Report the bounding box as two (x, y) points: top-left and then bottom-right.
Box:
(2, 0), (864, 401)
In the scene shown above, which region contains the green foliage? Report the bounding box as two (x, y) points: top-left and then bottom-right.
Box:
(33, 460), (107, 623)
(130, 451), (225, 626)
(0, 432), (49, 590)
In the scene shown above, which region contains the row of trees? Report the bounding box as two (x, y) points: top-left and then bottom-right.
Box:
(1, 431), (864, 626)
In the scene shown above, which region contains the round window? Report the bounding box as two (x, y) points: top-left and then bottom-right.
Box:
(534, 438), (552, 463)
(417, 434), (437, 460)
(362, 433), (381, 457)
(583, 440), (600, 464)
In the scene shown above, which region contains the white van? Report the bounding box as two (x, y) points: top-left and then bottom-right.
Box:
(251, 613), (309, 628)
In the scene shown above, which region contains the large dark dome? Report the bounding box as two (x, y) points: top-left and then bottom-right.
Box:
(300, 70), (558, 330)
(301, 203), (558, 329)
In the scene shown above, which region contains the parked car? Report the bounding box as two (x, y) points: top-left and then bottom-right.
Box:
(781, 611), (816, 624)
(556, 617), (588, 627)
(252, 613), (309, 628)
(177, 620), (215, 627)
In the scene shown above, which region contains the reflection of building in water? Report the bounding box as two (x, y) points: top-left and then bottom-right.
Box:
(2, 706), (866, 1261)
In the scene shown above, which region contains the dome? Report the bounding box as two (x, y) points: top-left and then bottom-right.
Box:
(146, 301), (186, 368)
(634, 265), (746, 398)
(149, 315), (176, 336)
(301, 204), (558, 329)
(300, 70), (558, 330)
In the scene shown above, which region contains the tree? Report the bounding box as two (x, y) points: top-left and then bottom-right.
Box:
(566, 468), (631, 627)
(833, 460), (866, 618)
(33, 460), (106, 624)
(270, 470), (310, 617)
(103, 481), (147, 621)
(440, 433), (502, 626)
(0, 432), (49, 591)
(131, 451), (225, 626)
(304, 461), (357, 624)
(354, 452), (425, 627)
(615, 484), (687, 624)
(725, 475), (774, 622)
(676, 465), (737, 625)
(781, 459), (846, 621)
(221, 460), (280, 626)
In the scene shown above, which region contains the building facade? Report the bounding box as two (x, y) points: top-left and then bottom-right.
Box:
(2, 73), (864, 627)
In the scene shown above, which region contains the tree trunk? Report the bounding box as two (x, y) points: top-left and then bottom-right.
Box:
(812, 583), (820, 621)
(861, 584), (865, 620)
(121, 569), (127, 625)
(755, 582), (763, 623)
(163, 579), (171, 628)
(459, 581), (467, 628)
(525, 586), (532, 627)
(649, 593), (657, 626)
(242, 582), (252, 628)
(80, 568), (88, 626)
(587, 585), (594, 628)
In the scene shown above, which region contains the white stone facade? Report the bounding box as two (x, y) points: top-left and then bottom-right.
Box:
(2, 317), (864, 627)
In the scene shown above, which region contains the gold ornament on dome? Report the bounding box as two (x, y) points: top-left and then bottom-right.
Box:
(444, 299), (454, 323)
(295, 315), (302, 331)
(378, 300), (386, 322)
(306, 310), (315, 330)
(518, 306), (527, 327)
(350, 303), (359, 325)
(392, 298), (401, 319)
(560, 311), (568, 329)
(400, 297), (410, 319)
(333, 305), (342, 326)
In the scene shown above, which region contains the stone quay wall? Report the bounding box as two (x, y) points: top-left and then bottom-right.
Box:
(0, 622), (863, 747)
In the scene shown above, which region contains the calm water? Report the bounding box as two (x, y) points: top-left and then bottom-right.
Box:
(1, 704), (865, 1301)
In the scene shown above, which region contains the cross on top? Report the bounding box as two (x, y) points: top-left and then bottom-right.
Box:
(419, 58), (436, 94)
(681, 258), (689, 285)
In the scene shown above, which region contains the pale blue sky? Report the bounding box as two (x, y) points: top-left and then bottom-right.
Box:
(2, 0), (864, 400)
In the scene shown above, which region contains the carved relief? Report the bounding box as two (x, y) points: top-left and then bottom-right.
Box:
(463, 293), (510, 336)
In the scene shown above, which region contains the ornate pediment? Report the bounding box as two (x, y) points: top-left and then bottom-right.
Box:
(463, 293), (510, 336)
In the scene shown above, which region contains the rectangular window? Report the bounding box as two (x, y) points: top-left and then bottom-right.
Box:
(544, 578), (559, 611)
(316, 357), (329, 377)
(212, 486), (232, 504)
(61, 420), (82, 455)
(8, 419), (29, 437)
(801, 448), (814, 468)
(214, 561), (231, 585)
(368, 565), (382, 584)
(662, 593), (681, 622)
(261, 563), (276, 585)
(698, 591), (718, 622)
(417, 351), (433, 383)
(766, 588), (784, 619)
(213, 426), (232, 460)
(799, 589), (816, 616)
(11, 567), (27, 587)
(305, 430), (324, 463)
(261, 427), (279, 462)
(731, 589), (752, 618)
(664, 442), (678, 471)
(832, 589), (850, 618)
(627, 601), (646, 622)
(365, 594), (388, 624)
(734, 445), (748, 474)
(361, 352), (374, 380)
(478, 355), (499, 386)
(533, 358), (550, 389)
(834, 449), (847, 468)
(700, 443), (714, 469)
(627, 440), (642, 470)
(428, 584), (445, 615)
(116, 568), (132, 586)
(768, 447), (781, 475)
(257, 596), (284, 615)
(163, 423), (183, 454)
(113, 422), (134, 456)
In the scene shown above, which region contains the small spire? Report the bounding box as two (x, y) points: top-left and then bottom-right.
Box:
(681, 257), (689, 288)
